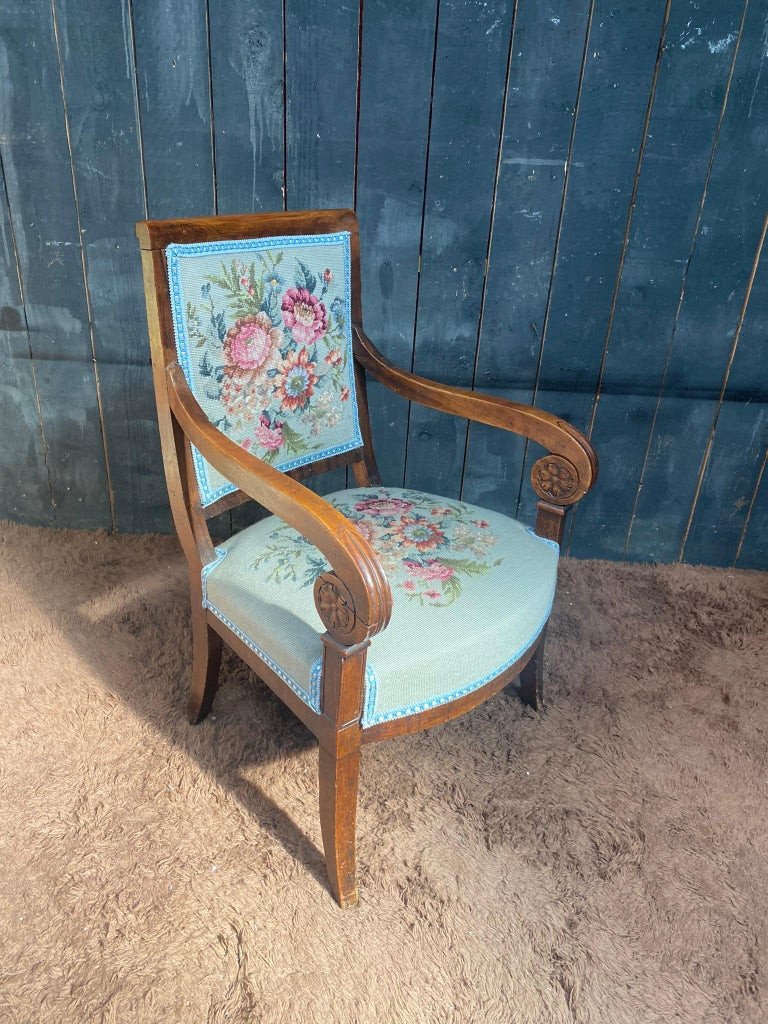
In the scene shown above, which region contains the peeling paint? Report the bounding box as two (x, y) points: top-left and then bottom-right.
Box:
(708, 32), (737, 54)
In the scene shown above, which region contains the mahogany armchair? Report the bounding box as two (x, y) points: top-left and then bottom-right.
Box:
(136, 209), (597, 907)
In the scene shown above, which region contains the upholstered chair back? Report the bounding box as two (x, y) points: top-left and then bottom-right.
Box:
(166, 232), (361, 506)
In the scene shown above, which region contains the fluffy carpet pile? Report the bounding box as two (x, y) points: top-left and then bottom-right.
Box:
(0, 520), (766, 1023)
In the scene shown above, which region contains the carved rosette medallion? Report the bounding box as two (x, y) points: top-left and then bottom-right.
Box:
(531, 455), (580, 503)
(314, 573), (363, 644)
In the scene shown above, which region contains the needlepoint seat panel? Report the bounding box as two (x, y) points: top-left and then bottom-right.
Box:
(167, 232), (362, 506)
(202, 486), (559, 726)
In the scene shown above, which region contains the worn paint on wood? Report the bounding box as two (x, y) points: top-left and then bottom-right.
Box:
(462, 0), (592, 515)
(0, 0), (767, 568)
(0, 0), (110, 528)
(0, 161), (53, 523)
(570, 0), (746, 560)
(515, 0), (670, 532)
(55, 0), (171, 533)
(356, 0), (437, 488)
(132, 0), (215, 218)
(404, 0), (516, 499)
(684, 219), (768, 565)
(209, 0), (284, 215)
(627, 0), (768, 562)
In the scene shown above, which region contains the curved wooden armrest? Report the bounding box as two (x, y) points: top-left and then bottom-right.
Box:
(353, 326), (598, 505)
(166, 362), (392, 645)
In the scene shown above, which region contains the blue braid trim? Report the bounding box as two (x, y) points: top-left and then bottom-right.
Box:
(361, 591), (555, 727)
(525, 525), (560, 552)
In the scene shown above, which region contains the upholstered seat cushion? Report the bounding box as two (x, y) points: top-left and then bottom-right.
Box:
(202, 487), (559, 726)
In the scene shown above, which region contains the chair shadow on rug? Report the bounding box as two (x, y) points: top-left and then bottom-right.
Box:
(133, 208), (598, 906)
(19, 545), (333, 892)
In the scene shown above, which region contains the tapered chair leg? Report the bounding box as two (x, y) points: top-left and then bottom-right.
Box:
(319, 742), (361, 908)
(188, 614), (223, 724)
(519, 630), (546, 710)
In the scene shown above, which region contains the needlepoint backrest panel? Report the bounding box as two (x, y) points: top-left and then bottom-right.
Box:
(166, 231), (362, 507)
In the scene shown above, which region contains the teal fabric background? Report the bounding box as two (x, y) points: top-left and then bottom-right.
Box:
(202, 487), (559, 725)
(166, 232), (362, 506)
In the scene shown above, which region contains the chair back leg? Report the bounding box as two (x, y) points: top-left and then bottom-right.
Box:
(519, 628), (547, 710)
(188, 611), (223, 724)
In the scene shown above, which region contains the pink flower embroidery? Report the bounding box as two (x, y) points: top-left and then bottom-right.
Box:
(403, 559), (455, 581)
(276, 347), (319, 412)
(254, 415), (283, 451)
(424, 590), (441, 600)
(325, 349), (342, 366)
(322, 268), (333, 286)
(340, 386), (350, 402)
(223, 313), (281, 371)
(281, 288), (328, 345)
(396, 517), (446, 551)
(472, 519), (490, 529)
(354, 496), (413, 517)
(402, 580), (416, 591)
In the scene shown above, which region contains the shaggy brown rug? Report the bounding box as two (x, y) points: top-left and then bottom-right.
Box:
(0, 520), (766, 1023)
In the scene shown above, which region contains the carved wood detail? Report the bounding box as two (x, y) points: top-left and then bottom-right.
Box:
(531, 454), (580, 504)
(314, 572), (370, 646)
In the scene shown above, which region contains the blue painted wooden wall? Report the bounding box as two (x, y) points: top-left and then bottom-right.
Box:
(1, 0), (766, 568)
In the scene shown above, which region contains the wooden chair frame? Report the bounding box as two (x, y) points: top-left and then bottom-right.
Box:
(136, 209), (598, 906)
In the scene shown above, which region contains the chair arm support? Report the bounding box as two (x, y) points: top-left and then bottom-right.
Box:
(353, 326), (598, 505)
(166, 362), (392, 646)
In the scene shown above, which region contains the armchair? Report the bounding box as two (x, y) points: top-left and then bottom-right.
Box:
(136, 209), (597, 906)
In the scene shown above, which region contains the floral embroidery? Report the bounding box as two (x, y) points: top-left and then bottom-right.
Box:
(281, 287), (328, 345)
(252, 489), (503, 607)
(276, 346), (319, 411)
(168, 235), (361, 496)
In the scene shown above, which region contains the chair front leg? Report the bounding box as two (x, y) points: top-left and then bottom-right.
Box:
(188, 608), (223, 724)
(315, 625), (368, 908)
(319, 739), (361, 908)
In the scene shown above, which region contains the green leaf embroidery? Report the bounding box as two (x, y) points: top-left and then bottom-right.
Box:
(295, 259), (317, 295)
(280, 422), (309, 454)
(436, 557), (491, 576)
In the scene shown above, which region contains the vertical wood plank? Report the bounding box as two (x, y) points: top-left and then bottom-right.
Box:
(0, 160), (54, 524)
(132, 0), (215, 218)
(513, 0), (669, 531)
(208, 0), (284, 214)
(569, 0), (745, 559)
(683, 222), (768, 566)
(0, 0), (110, 528)
(54, 0), (171, 533)
(461, 0), (592, 513)
(285, 0), (359, 496)
(355, 0), (437, 488)
(285, 0), (358, 211)
(403, 0), (516, 499)
(736, 448), (768, 569)
(626, 0), (768, 562)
